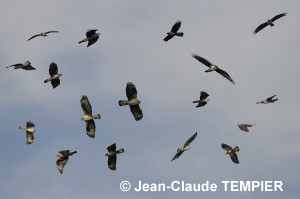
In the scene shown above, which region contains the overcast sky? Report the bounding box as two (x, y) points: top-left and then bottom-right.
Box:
(0, 0), (299, 198)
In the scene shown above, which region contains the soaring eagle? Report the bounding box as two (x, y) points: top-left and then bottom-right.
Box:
(164, 21), (184, 41)
(192, 54), (235, 84)
(254, 13), (287, 34)
(257, 95), (278, 104)
(28, 31), (58, 41)
(6, 61), (35, 70)
(119, 82), (143, 121)
(193, 91), (209, 108)
(44, 62), (62, 89)
(237, 123), (256, 132)
(56, 150), (77, 174)
(221, 143), (239, 164)
(171, 132), (197, 162)
(80, 95), (101, 138)
(106, 143), (125, 171)
(19, 121), (36, 144)
(78, 29), (100, 47)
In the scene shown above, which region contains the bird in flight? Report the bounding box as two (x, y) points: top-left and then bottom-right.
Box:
(19, 121), (36, 144)
(78, 29), (100, 47)
(192, 54), (235, 84)
(171, 132), (197, 162)
(44, 62), (62, 89)
(193, 91), (209, 108)
(254, 13), (287, 34)
(221, 143), (239, 164)
(164, 21), (184, 41)
(257, 95), (278, 104)
(106, 143), (125, 171)
(237, 123), (256, 132)
(119, 82), (143, 121)
(6, 61), (35, 70)
(28, 31), (58, 41)
(80, 95), (101, 138)
(56, 150), (77, 174)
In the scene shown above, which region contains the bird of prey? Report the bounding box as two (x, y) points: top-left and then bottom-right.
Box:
(78, 29), (100, 47)
(28, 31), (58, 41)
(44, 62), (62, 89)
(254, 13), (287, 34)
(119, 82), (143, 121)
(19, 121), (36, 144)
(56, 150), (77, 174)
(80, 95), (101, 138)
(237, 123), (256, 132)
(6, 61), (35, 70)
(164, 21), (184, 42)
(257, 95), (278, 104)
(193, 91), (209, 108)
(171, 132), (197, 162)
(105, 143), (125, 171)
(192, 54), (235, 84)
(221, 143), (239, 164)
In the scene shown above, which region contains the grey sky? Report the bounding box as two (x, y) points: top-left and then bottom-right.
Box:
(0, 0), (299, 198)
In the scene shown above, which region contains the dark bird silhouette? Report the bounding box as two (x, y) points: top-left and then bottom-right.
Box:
(119, 82), (143, 121)
(164, 21), (184, 41)
(6, 61), (35, 70)
(78, 29), (100, 47)
(192, 54), (235, 84)
(254, 13), (287, 34)
(80, 96), (101, 138)
(28, 31), (58, 41)
(56, 150), (77, 174)
(221, 143), (239, 164)
(44, 62), (62, 89)
(237, 123), (256, 132)
(171, 132), (197, 162)
(193, 91), (209, 108)
(257, 95), (278, 104)
(19, 121), (36, 144)
(106, 143), (125, 171)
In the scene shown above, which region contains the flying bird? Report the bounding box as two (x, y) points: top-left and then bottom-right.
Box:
(44, 62), (62, 89)
(254, 13), (287, 34)
(78, 29), (100, 47)
(80, 95), (101, 138)
(257, 95), (278, 104)
(237, 123), (256, 132)
(56, 150), (77, 174)
(6, 61), (35, 70)
(164, 21), (184, 41)
(28, 31), (58, 41)
(106, 143), (125, 171)
(19, 121), (36, 144)
(193, 91), (209, 108)
(171, 132), (197, 162)
(192, 54), (235, 84)
(119, 82), (143, 121)
(221, 143), (239, 164)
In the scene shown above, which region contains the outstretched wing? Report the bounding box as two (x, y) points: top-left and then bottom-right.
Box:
(192, 54), (212, 67)
(87, 36), (99, 47)
(171, 151), (183, 162)
(237, 124), (249, 132)
(23, 65), (36, 70)
(230, 152), (239, 164)
(216, 68), (235, 84)
(86, 29), (97, 38)
(171, 21), (181, 33)
(254, 22), (268, 34)
(81, 95), (93, 116)
(86, 120), (95, 138)
(200, 91), (209, 101)
(107, 143), (116, 152)
(51, 78), (60, 89)
(129, 105), (143, 121)
(56, 156), (69, 174)
(163, 34), (173, 41)
(221, 143), (232, 151)
(184, 132), (197, 147)
(45, 31), (59, 34)
(49, 62), (58, 76)
(126, 82), (137, 100)
(26, 121), (35, 128)
(266, 95), (277, 101)
(271, 13), (287, 22)
(108, 155), (117, 170)
(28, 33), (41, 41)
(26, 131), (34, 144)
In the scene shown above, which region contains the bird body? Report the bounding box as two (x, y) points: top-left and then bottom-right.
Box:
(171, 132), (197, 162)
(254, 13), (287, 34)
(106, 143), (124, 171)
(6, 61), (35, 70)
(237, 123), (256, 132)
(79, 29), (100, 47)
(44, 62), (62, 88)
(257, 95), (278, 104)
(28, 31), (58, 41)
(81, 114), (101, 121)
(164, 21), (184, 41)
(221, 144), (239, 164)
(56, 150), (77, 174)
(193, 91), (209, 108)
(205, 65), (218, 72)
(19, 121), (36, 144)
